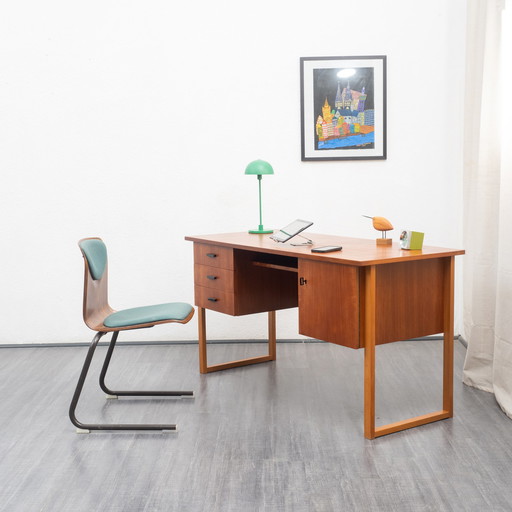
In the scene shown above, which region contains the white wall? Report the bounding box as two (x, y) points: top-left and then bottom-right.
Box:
(0, 0), (466, 344)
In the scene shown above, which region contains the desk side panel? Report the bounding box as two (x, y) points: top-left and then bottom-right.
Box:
(374, 258), (445, 344)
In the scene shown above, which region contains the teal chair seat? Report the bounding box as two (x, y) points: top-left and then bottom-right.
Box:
(104, 302), (194, 328)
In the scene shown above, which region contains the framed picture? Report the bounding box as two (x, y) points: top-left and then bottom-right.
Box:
(300, 55), (387, 161)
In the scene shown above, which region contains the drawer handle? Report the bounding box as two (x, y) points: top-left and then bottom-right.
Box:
(206, 275), (218, 280)
(208, 297), (219, 302)
(206, 253), (217, 258)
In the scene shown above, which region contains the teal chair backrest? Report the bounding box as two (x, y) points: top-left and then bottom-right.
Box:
(79, 238), (108, 281)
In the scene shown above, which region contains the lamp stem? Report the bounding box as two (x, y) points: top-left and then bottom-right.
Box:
(248, 172), (272, 234)
(258, 175), (263, 230)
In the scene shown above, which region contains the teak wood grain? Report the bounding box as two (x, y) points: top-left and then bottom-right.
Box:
(442, 256), (455, 415)
(193, 242), (291, 373)
(373, 258), (446, 345)
(185, 232), (464, 438)
(193, 243), (234, 269)
(298, 260), (359, 348)
(194, 264), (235, 292)
(185, 232), (464, 266)
(197, 307), (277, 374)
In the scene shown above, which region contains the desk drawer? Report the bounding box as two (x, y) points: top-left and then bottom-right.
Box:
(194, 264), (234, 291)
(194, 244), (234, 270)
(194, 285), (235, 315)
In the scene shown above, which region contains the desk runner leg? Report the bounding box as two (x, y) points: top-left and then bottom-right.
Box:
(198, 307), (277, 374)
(442, 256), (455, 416)
(364, 266), (377, 439)
(364, 257), (455, 439)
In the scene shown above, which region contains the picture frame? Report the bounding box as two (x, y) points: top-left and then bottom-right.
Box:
(300, 55), (387, 161)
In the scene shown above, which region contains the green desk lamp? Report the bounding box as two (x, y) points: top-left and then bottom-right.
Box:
(245, 159), (274, 234)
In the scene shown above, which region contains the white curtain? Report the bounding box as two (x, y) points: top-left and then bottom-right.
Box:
(463, 0), (512, 418)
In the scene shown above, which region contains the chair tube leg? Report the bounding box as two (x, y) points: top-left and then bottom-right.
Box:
(99, 331), (194, 398)
(69, 331), (178, 433)
(69, 331), (105, 432)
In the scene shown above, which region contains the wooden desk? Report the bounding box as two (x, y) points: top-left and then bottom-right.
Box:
(185, 232), (464, 438)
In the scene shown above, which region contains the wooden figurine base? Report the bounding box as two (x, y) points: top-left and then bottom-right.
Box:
(376, 238), (392, 245)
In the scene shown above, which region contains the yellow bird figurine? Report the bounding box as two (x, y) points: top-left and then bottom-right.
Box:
(363, 215), (394, 245)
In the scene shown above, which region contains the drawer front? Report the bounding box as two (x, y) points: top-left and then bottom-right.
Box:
(194, 285), (235, 315)
(194, 264), (234, 292)
(194, 243), (234, 270)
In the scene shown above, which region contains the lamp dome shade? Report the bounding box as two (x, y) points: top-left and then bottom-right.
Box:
(244, 159), (274, 175)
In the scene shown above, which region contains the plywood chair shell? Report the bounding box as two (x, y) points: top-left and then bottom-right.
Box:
(79, 237), (194, 332)
(81, 256), (115, 332)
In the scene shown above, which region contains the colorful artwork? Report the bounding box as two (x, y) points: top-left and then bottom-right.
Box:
(313, 67), (375, 150)
(300, 56), (386, 161)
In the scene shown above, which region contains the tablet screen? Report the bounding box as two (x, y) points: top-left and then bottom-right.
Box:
(270, 219), (313, 242)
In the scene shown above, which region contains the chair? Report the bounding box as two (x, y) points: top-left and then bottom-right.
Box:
(69, 237), (195, 433)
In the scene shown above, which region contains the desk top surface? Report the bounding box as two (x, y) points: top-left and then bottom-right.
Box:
(185, 232), (464, 267)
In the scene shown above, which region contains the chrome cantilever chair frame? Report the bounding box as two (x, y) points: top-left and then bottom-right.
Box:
(70, 237), (195, 433)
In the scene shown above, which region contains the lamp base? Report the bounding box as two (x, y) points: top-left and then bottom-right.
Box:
(249, 228), (273, 234)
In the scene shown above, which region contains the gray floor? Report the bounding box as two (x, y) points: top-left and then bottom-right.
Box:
(1, 338), (511, 512)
